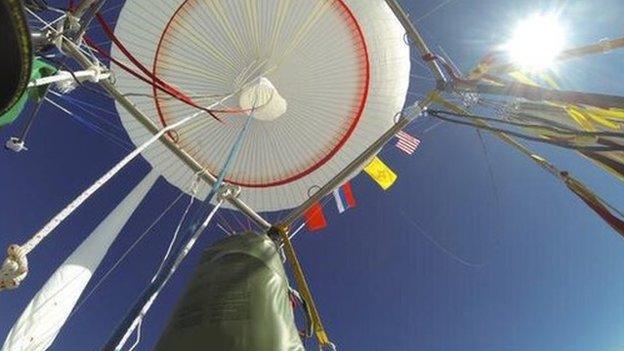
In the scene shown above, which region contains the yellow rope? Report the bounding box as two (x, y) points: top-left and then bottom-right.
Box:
(271, 226), (333, 348)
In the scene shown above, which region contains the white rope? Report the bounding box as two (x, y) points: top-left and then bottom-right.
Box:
(0, 245), (28, 290)
(126, 319), (141, 351)
(216, 223), (233, 236)
(114, 199), (225, 351)
(24, 111), (203, 254)
(151, 176), (200, 283)
(289, 222), (307, 241)
(0, 110), (204, 292)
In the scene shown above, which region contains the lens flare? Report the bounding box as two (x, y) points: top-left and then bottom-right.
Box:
(503, 13), (567, 71)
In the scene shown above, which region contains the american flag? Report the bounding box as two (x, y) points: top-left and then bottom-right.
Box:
(395, 130), (421, 155)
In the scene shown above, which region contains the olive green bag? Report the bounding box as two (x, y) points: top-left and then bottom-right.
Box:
(155, 232), (304, 351)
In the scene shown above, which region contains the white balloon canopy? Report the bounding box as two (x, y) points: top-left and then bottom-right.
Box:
(112, 0), (411, 212)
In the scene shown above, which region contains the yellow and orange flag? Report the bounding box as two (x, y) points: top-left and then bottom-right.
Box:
(364, 156), (397, 190)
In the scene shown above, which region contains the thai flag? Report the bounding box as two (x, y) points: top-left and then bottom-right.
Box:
(332, 182), (356, 214)
(395, 130), (421, 155)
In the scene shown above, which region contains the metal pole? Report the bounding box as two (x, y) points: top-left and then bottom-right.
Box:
(71, 0), (99, 17)
(277, 92), (438, 229)
(16, 88), (50, 144)
(62, 39), (271, 230)
(27, 69), (110, 88)
(69, 0), (109, 40)
(384, 0), (447, 87)
(455, 81), (624, 109)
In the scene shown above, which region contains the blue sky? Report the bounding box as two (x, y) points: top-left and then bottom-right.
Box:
(2, 0), (624, 350)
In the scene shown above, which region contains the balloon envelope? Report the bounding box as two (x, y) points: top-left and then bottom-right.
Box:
(112, 0), (411, 211)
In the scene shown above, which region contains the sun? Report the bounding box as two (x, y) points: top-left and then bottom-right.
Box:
(503, 12), (567, 71)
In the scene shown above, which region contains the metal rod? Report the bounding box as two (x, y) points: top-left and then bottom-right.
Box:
(27, 70), (110, 88)
(62, 39), (271, 230)
(455, 81), (624, 109)
(277, 92), (438, 229)
(69, 0), (109, 40)
(71, 0), (99, 17)
(384, 0), (447, 87)
(17, 88), (49, 143)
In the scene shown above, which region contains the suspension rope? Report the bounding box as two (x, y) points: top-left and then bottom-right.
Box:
(0, 103), (221, 291)
(151, 175), (200, 282)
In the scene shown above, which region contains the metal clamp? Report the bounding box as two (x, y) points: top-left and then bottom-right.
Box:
(5, 137), (28, 153)
(399, 103), (425, 122)
(217, 184), (241, 202)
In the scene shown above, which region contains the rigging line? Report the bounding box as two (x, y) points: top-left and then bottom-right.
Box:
(216, 211), (235, 234)
(127, 319), (141, 351)
(38, 13), (67, 31)
(217, 212), (238, 234)
(45, 97), (134, 150)
(51, 91), (118, 118)
(288, 222), (307, 242)
(50, 92), (126, 132)
(24, 7), (55, 28)
(44, 96), (132, 148)
(229, 209), (249, 233)
(427, 111), (624, 152)
(414, 0), (458, 23)
(398, 209), (485, 268)
(216, 223), (232, 236)
(474, 128), (504, 250)
(69, 190), (187, 318)
(122, 92), (227, 100)
(150, 176), (200, 283)
(421, 120), (444, 134)
(489, 106), (618, 146)
(475, 130), (501, 208)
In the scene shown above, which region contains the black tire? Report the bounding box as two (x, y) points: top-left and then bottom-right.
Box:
(0, 0), (33, 116)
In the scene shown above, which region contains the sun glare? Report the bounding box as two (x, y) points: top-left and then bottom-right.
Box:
(503, 13), (567, 71)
